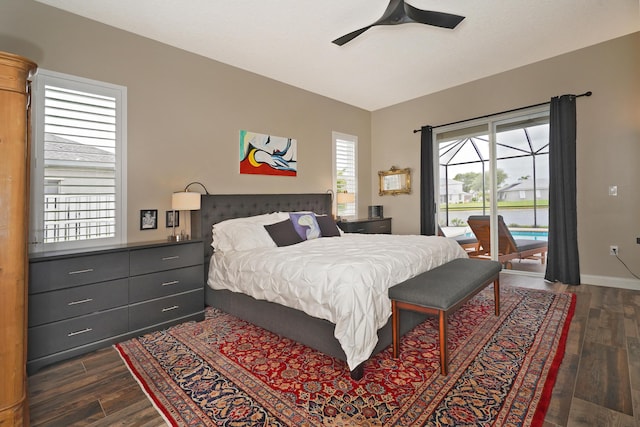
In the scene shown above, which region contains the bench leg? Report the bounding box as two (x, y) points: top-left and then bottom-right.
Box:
(439, 310), (448, 375)
(494, 276), (500, 316)
(392, 300), (400, 358)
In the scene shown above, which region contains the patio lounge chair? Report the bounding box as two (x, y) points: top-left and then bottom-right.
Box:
(466, 215), (547, 268)
(437, 225), (479, 252)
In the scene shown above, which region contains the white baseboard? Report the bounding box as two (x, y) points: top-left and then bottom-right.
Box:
(581, 274), (640, 290)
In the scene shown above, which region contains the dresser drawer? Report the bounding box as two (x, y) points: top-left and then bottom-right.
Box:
(30, 252), (129, 293)
(28, 306), (128, 360)
(338, 218), (392, 234)
(129, 289), (204, 331)
(129, 265), (203, 303)
(29, 278), (128, 326)
(130, 241), (202, 276)
(337, 221), (365, 233)
(364, 219), (391, 234)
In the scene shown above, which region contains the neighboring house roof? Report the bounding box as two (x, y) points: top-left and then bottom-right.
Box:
(440, 178), (464, 185)
(440, 179), (465, 191)
(45, 133), (115, 164)
(499, 179), (549, 193)
(498, 183), (520, 192)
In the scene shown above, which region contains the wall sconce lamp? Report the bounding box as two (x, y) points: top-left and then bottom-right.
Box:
(326, 189), (334, 202)
(170, 182), (210, 241)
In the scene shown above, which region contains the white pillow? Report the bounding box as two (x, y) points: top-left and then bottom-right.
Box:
(212, 212), (288, 252)
(214, 212), (285, 230)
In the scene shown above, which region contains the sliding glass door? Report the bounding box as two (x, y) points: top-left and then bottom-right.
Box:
(435, 107), (550, 274)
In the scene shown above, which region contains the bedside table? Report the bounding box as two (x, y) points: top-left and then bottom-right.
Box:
(337, 218), (392, 234)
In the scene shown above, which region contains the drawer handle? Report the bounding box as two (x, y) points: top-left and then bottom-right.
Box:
(67, 298), (93, 306)
(162, 305), (179, 312)
(68, 268), (94, 275)
(161, 280), (179, 287)
(68, 328), (93, 337)
(162, 256), (179, 261)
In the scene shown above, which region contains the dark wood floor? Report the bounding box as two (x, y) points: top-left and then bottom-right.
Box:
(28, 274), (640, 426)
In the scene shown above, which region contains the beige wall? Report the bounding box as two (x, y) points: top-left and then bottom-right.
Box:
(0, 0), (372, 243)
(372, 32), (640, 284)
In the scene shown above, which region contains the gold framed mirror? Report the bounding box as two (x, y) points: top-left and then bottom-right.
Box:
(378, 166), (411, 196)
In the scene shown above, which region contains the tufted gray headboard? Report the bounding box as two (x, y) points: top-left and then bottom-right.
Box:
(191, 193), (333, 263)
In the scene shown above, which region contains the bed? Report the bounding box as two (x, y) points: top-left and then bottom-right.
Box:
(192, 193), (467, 379)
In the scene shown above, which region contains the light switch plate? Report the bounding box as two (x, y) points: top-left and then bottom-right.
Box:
(609, 185), (618, 196)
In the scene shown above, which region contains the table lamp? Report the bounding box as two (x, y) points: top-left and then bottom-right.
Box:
(170, 181), (209, 241)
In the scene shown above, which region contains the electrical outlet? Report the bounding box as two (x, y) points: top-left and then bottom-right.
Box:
(609, 245), (618, 256)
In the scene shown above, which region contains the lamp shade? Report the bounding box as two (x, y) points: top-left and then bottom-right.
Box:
(172, 192), (201, 211)
(336, 192), (355, 204)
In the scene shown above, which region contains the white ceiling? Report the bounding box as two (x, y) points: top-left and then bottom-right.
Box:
(36, 0), (640, 111)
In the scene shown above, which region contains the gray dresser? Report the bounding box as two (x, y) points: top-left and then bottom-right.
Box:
(28, 240), (205, 374)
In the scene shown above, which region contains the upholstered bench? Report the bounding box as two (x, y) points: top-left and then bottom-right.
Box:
(389, 258), (502, 375)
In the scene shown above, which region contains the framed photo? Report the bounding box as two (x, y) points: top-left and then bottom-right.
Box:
(166, 210), (179, 228)
(140, 209), (158, 230)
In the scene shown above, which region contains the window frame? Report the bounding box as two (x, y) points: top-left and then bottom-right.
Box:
(332, 131), (358, 219)
(30, 69), (127, 253)
(434, 106), (549, 263)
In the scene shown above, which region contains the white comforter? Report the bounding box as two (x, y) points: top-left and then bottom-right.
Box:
(207, 233), (468, 370)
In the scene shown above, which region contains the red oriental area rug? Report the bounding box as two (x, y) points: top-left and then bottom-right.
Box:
(115, 285), (575, 426)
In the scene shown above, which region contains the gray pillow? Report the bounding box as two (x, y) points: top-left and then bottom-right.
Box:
(316, 215), (341, 237)
(264, 219), (304, 247)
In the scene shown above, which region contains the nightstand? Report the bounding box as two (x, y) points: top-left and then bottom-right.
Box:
(337, 217), (392, 234)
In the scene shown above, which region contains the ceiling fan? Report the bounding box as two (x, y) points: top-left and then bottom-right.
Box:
(332, 0), (465, 46)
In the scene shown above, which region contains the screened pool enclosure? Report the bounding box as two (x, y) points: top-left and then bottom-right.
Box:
(437, 117), (550, 234)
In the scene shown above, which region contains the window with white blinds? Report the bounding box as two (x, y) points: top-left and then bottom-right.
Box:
(31, 70), (127, 252)
(333, 132), (357, 218)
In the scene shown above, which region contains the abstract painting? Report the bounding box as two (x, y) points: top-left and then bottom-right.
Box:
(239, 130), (297, 176)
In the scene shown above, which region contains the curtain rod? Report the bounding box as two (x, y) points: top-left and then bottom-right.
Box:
(412, 91), (592, 133)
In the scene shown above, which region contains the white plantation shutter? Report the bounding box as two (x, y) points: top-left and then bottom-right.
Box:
(333, 132), (357, 218)
(31, 70), (127, 251)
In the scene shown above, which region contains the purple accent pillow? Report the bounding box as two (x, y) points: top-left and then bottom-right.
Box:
(315, 215), (341, 237)
(289, 212), (321, 240)
(264, 219), (303, 247)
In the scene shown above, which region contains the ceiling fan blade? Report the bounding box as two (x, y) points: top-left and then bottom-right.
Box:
(333, 0), (402, 45)
(333, 0), (464, 46)
(375, 0), (406, 25)
(332, 25), (374, 46)
(404, 4), (465, 29)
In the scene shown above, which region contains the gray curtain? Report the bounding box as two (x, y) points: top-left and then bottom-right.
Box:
(420, 125), (436, 235)
(544, 95), (581, 285)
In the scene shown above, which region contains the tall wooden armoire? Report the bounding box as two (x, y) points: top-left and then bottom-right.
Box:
(0, 51), (37, 426)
